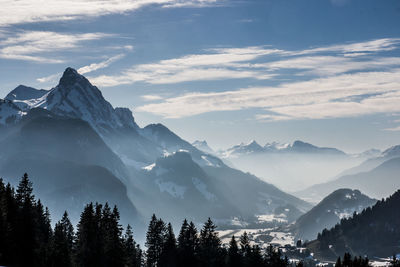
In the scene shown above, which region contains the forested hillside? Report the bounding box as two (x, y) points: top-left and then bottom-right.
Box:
(308, 190), (400, 260)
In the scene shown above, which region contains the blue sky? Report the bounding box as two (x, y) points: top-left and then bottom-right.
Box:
(1, 0), (400, 152)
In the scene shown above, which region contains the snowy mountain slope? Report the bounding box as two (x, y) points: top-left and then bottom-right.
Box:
(128, 151), (238, 225)
(292, 189), (376, 241)
(192, 140), (215, 154)
(0, 99), (25, 125)
(5, 85), (48, 110)
(128, 151), (312, 227)
(5, 85), (47, 100)
(139, 123), (223, 168)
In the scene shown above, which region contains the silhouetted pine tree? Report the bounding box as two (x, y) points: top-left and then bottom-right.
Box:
(227, 235), (242, 267)
(52, 211), (74, 267)
(0, 179), (18, 265)
(101, 204), (124, 267)
(145, 214), (166, 267)
(75, 203), (103, 266)
(199, 217), (223, 267)
(15, 173), (38, 266)
(35, 201), (53, 266)
(159, 223), (178, 267)
(177, 219), (199, 267)
(124, 224), (142, 267)
(240, 232), (252, 266)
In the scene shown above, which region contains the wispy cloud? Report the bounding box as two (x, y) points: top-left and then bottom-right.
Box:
(141, 94), (164, 101)
(78, 54), (125, 74)
(37, 54), (125, 83)
(0, 31), (111, 63)
(88, 46), (282, 86)
(0, 0), (221, 27)
(37, 73), (61, 83)
(136, 68), (400, 120)
(89, 38), (400, 87)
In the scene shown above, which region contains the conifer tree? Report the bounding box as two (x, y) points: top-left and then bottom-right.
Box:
(15, 173), (37, 266)
(159, 223), (178, 267)
(101, 204), (124, 267)
(75, 203), (103, 267)
(35, 201), (53, 266)
(146, 214), (166, 267)
(124, 224), (142, 267)
(52, 211), (74, 267)
(199, 218), (223, 267)
(227, 235), (241, 267)
(177, 219), (199, 267)
(240, 231), (252, 266)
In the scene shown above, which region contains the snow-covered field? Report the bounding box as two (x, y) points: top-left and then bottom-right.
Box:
(217, 227), (294, 248)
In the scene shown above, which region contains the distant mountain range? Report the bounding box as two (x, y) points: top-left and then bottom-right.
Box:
(297, 146), (400, 201)
(292, 189), (376, 241)
(219, 140), (346, 158)
(308, 189), (400, 260)
(0, 68), (311, 233)
(215, 139), (367, 192)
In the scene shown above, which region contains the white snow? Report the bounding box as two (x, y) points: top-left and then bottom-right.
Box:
(143, 163), (156, 171)
(191, 177), (217, 201)
(119, 155), (148, 169)
(199, 155), (221, 167)
(0, 100), (26, 124)
(256, 214), (288, 223)
(155, 179), (186, 198)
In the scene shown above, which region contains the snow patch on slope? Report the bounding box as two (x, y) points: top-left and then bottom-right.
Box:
(191, 177), (217, 201)
(155, 179), (186, 199)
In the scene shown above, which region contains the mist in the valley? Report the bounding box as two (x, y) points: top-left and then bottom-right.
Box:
(223, 153), (364, 194)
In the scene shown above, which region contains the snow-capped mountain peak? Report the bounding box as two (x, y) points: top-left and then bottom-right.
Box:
(192, 140), (214, 154)
(2, 68), (138, 132)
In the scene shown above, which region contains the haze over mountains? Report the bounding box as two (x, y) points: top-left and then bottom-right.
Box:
(0, 68), (312, 235)
(297, 145), (400, 201)
(213, 140), (376, 192)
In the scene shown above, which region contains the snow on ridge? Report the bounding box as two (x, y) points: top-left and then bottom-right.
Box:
(143, 163), (156, 171)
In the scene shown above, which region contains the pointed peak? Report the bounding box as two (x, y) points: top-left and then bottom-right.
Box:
(247, 140), (261, 146)
(59, 67), (88, 88)
(63, 67), (79, 76)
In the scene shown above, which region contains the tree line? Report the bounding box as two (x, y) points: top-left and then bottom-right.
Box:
(1, 174), (399, 267)
(0, 173), (291, 267)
